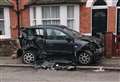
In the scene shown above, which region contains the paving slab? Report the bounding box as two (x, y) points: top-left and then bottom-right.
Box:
(100, 57), (120, 67)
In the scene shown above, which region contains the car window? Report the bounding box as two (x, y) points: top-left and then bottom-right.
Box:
(35, 29), (44, 35)
(46, 29), (68, 40)
(27, 29), (35, 36)
(35, 29), (44, 38)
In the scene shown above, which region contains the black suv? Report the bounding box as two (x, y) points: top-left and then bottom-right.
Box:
(18, 25), (103, 65)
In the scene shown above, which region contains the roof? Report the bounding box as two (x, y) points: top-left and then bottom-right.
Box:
(21, 25), (67, 29)
(28, 0), (87, 5)
(0, 0), (12, 7)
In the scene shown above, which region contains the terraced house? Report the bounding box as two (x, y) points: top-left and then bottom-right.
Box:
(0, 0), (120, 40)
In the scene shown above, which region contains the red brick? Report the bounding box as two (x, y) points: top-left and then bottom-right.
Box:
(80, 6), (91, 33)
(9, 0), (30, 39)
(108, 7), (116, 32)
(20, 9), (30, 27)
(10, 8), (18, 39)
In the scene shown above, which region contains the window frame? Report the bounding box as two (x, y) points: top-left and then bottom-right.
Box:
(0, 8), (5, 35)
(0, 7), (11, 39)
(67, 6), (75, 29)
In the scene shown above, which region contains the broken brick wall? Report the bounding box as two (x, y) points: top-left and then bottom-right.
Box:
(0, 39), (19, 56)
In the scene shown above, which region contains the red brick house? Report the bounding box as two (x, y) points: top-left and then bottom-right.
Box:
(0, 0), (120, 39)
(82, 0), (117, 36)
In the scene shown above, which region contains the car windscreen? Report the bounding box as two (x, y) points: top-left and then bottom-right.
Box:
(63, 28), (81, 38)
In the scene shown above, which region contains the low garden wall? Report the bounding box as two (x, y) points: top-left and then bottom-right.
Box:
(0, 39), (19, 56)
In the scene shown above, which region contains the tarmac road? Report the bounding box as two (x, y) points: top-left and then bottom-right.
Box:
(0, 67), (120, 82)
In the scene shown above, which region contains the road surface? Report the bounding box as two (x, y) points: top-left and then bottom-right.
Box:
(0, 67), (120, 82)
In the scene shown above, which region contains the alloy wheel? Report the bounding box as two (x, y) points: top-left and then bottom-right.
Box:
(79, 51), (91, 65)
(23, 52), (35, 64)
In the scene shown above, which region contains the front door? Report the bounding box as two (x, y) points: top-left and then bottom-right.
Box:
(45, 28), (73, 55)
(92, 9), (107, 36)
(117, 9), (120, 35)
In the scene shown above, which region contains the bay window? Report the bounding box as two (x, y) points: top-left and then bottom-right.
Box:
(42, 6), (60, 25)
(30, 5), (80, 32)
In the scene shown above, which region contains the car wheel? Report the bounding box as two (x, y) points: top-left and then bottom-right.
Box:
(22, 50), (35, 64)
(78, 50), (93, 65)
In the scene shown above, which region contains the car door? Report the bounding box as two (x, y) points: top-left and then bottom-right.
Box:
(34, 28), (45, 50)
(45, 28), (74, 54)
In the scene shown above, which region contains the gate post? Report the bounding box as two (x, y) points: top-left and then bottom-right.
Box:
(104, 32), (115, 58)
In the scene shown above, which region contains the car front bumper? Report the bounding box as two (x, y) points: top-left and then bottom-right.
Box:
(94, 47), (104, 61)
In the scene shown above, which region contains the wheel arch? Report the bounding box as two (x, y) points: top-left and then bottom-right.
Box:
(24, 46), (38, 52)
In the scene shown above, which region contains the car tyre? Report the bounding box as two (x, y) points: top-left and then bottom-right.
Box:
(78, 50), (93, 65)
(22, 50), (36, 64)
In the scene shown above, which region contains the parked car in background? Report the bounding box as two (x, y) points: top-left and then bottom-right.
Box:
(17, 25), (103, 65)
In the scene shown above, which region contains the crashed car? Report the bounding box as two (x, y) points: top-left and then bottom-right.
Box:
(17, 25), (103, 65)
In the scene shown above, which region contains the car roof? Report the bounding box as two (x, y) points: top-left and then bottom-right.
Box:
(21, 25), (67, 30)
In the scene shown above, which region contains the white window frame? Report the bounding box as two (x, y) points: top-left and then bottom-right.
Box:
(30, 4), (80, 32)
(0, 8), (11, 39)
(42, 6), (60, 25)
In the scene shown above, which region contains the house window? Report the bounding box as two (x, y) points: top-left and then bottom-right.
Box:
(42, 6), (60, 25)
(67, 6), (74, 29)
(33, 7), (37, 25)
(30, 5), (80, 32)
(0, 8), (10, 39)
(0, 8), (5, 35)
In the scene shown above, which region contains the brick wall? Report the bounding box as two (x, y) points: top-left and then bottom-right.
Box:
(80, 6), (91, 34)
(0, 40), (19, 56)
(20, 9), (30, 27)
(10, 8), (18, 39)
(20, 0), (30, 27)
(10, 0), (30, 39)
(80, 6), (117, 34)
(108, 7), (116, 33)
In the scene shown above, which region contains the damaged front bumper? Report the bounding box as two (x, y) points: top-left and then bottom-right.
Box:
(94, 47), (104, 61)
(96, 47), (104, 54)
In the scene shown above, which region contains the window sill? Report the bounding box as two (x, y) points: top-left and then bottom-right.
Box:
(0, 35), (11, 39)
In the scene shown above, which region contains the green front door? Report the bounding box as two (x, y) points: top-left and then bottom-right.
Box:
(92, 9), (107, 36)
(117, 9), (120, 35)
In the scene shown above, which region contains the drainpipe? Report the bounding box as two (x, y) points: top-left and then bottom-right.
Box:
(16, 0), (20, 38)
(7, 0), (20, 38)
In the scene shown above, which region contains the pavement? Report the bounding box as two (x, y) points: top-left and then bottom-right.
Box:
(0, 57), (32, 67)
(0, 56), (120, 70)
